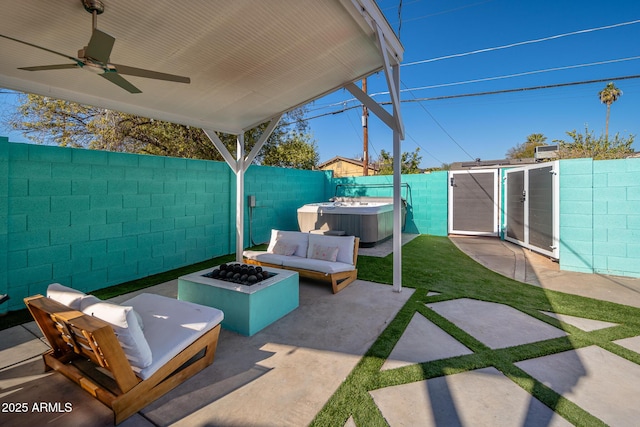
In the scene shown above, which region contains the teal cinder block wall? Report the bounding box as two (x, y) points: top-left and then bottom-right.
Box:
(1, 140), (327, 312)
(329, 172), (448, 236)
(559, 157), (640, 278)
(559, 159), (594, 273)
(6, 135), (640, 312)
(244, 165), (329, 245)
(592, 158), (640, 276)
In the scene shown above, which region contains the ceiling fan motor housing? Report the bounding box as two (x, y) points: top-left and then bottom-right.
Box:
(82, 0), (104, 14)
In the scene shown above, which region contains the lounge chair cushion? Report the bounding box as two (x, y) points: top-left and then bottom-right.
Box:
(82, 300), (153, 370)
(47, 283), (86, 310)
(123, 293), (224, 380)
(81, 294), (145, 330)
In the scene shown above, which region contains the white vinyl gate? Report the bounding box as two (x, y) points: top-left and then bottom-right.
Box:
(448, 169), (499, 236)
(503, 161), (559, 258)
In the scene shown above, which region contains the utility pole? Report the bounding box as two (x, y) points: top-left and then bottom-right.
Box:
(362, 78), (369, 176)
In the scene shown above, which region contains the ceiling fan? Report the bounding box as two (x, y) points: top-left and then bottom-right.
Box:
(0, 0), (190, 94)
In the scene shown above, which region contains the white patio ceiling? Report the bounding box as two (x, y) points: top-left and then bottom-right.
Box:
(0, 0), (406, 291)
(0, 0), (402, 135)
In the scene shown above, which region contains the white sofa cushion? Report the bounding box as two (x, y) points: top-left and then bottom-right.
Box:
(82, 301), (153, 370)
(267, 230), (309, 258)
(47, 283), (86, 310)
(284, 256), (355, 274)
(244, 251), (292, 266)
(123, 293), (224, 380)
(307, 234), (355, 264)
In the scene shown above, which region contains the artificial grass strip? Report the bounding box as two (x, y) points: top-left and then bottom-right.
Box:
(312, 235), (640, 426)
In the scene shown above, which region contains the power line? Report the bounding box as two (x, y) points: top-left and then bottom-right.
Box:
(386, 1), (495, 25)
(291, 73), (640, 125)
(401, 81), (477, 161)
(397, 73), (640, 102)
(309, 55), (640, 112)
(397, 0), (403, 40)
(404, 56), (640, 92)
(403, 18), (640, 67)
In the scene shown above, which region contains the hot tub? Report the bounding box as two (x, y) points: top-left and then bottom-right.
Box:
(297, 197), (406, 246)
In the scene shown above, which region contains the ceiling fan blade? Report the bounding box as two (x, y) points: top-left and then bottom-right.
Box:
(0, 33), (80, 63)
(101, 72), (142, 94)
(84, 29), (115, 63)
(114, 64), (191, 84)
(19, 64), (80, 71)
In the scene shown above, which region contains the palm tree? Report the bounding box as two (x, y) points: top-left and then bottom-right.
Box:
(506, 133), (547, 159)
(598, 82), (622, 139)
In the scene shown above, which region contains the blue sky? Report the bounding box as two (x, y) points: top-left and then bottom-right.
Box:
(2, 0), (640, 169)
(308, 0), (640, 168)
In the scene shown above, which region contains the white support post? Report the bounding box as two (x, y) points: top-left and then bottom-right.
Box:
(203, 117), (282, 262)
(236, 133), (245, 262)
(392, 62), (402, 293)
(374, 24), (404, 138)
(345, 22), (404, 292)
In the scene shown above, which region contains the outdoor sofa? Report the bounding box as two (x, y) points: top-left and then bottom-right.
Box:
(243, 229), (359, 293)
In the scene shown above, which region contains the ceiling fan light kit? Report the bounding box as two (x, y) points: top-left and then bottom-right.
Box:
(0, 0), (189, 94)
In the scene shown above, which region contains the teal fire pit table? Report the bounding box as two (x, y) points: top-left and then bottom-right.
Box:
(178, 265), (299, 336)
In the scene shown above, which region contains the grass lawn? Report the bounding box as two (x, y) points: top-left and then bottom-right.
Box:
(311, 235), (640, 427)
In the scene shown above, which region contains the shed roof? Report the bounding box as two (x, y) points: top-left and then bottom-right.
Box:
(0, 0), (402, 134)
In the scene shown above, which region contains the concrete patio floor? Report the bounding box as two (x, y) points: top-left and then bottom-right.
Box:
(0, 279), (413, 427)
(3, 235), (640, 426)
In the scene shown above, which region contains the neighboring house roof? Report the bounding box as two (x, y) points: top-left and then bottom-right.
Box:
(318, 156), (379, 171)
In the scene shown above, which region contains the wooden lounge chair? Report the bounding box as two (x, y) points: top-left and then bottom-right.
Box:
(25, 290), (223, 424)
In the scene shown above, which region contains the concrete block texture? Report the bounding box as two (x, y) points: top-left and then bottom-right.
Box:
(4, 138), (640, 307)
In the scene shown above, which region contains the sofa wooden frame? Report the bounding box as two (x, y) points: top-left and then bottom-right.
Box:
(245, 237), (359, 294)
(24, 294), (221, 425)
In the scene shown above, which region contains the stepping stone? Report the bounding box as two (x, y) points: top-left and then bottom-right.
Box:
(370, 367), (571, 426)
(540, 311), (617, 331)
(381, 313), (472, 371)
(426, 291), (441, 297)
(426, 298), (566, 349)
(516, 346), (640, 427)
(614, 335), (640, 353)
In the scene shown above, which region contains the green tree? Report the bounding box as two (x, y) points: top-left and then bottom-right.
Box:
(554, 126), (634, 160)
(376, 147), (422, 175)
(261, 131), (319, 169)
(10, 93), (319, 169)
(506, 133), (547, 159)
(598, 82), (622, 138)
